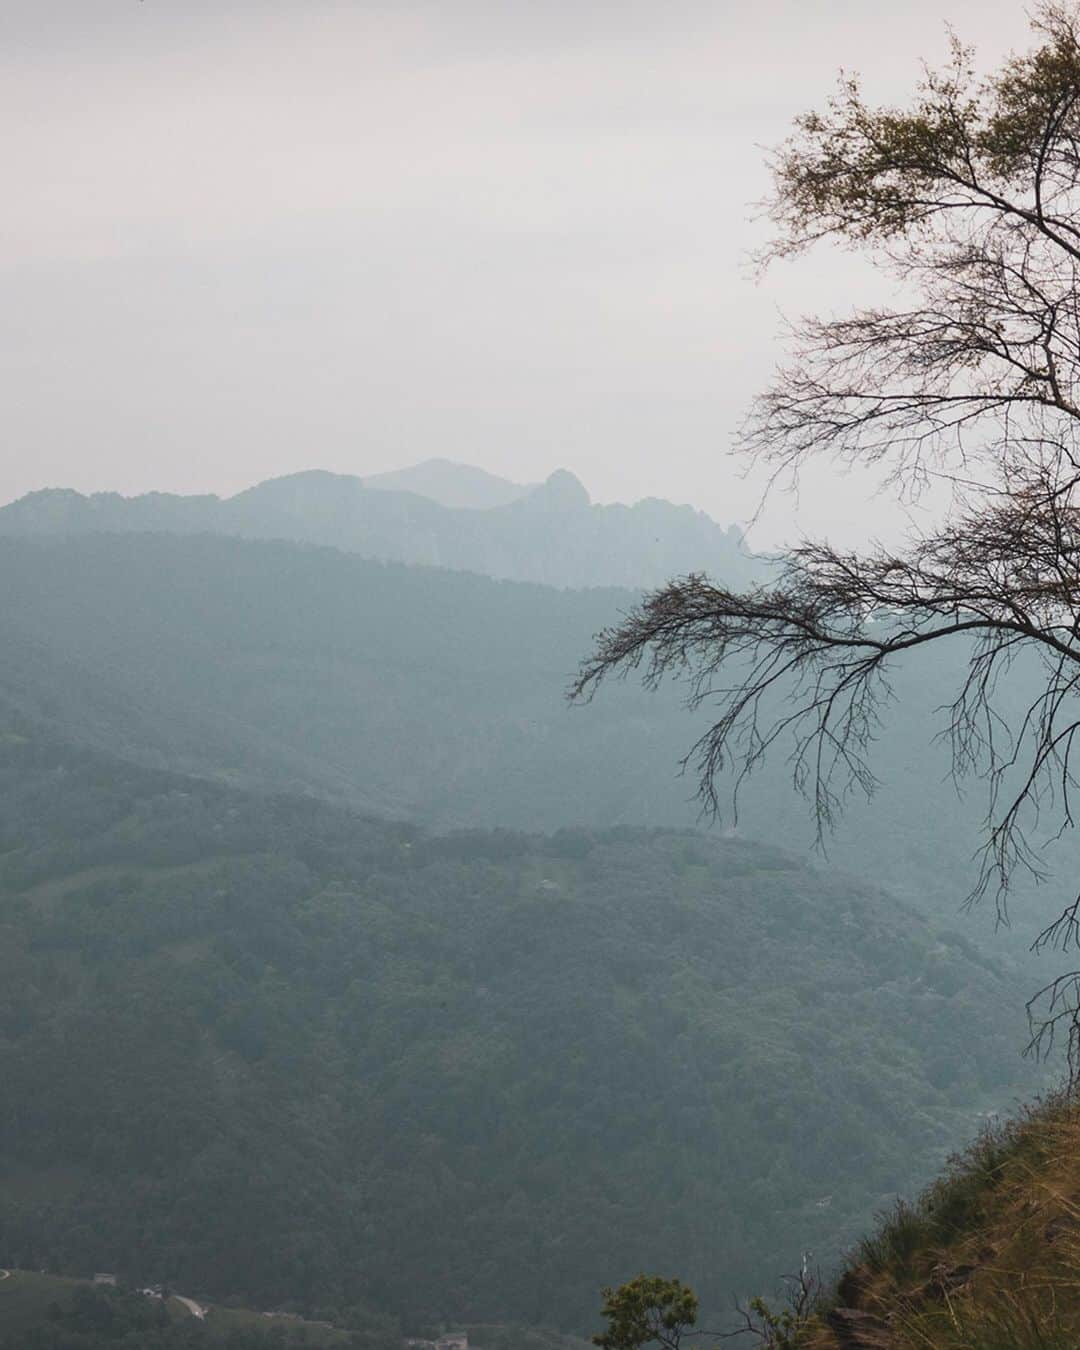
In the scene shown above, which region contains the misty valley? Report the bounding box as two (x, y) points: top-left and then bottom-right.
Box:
(0, 463), (1060, 1347)
(15, 6), (1080, 1345)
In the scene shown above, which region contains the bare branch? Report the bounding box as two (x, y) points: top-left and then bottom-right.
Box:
(575, 7), (1080, 1068)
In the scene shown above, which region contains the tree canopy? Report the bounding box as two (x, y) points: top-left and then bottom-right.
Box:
(575, 5), (1080, 1063)
(0, 732), (1038, 1335)
(592, 1276), (697, 1350)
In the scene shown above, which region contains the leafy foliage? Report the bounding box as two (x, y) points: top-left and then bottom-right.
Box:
(575, 6), (1080, 1052)
(592, 1277), (697, 1350)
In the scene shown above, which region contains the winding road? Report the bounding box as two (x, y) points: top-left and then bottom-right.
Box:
(0, 1268), (207, 1319)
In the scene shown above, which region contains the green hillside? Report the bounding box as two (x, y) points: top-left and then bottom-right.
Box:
(0, 531), (686, 828)
(0, 1267), (373, 1347)
(0, 1269), (587, 1350)
(0, 730), (1046, 1335)
(0, 529), (1069, 955)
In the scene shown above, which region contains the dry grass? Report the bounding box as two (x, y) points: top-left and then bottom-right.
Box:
(803, 1092), (1080, 1348)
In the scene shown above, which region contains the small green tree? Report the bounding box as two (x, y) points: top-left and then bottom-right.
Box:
(593, 1269), (818, 1349)
(593, 1275), (699, 1350)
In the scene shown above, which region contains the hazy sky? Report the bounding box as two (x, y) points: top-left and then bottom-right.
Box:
(2, 1), (1037, 545)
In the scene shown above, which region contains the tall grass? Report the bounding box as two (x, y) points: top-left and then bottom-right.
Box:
(807, 1091), (1080, 1348)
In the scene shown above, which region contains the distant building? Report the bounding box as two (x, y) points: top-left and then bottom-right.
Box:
(93, 1273), (117, 1287)
(435, 1336), (468, 1350)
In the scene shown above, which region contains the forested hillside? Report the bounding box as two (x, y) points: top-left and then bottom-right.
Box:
(0, 467), (757, 591)
(0, 530), (1069, 952)
(0, 731), (1044, 1334)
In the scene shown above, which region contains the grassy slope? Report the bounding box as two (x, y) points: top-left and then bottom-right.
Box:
(805, 1093), (1080, 1348)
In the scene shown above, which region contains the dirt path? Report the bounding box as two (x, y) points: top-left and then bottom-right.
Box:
(173, 1294), (206, 1320)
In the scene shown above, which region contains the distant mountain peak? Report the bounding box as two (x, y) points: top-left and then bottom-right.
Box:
(362, 458), (533, 510)
(530, 469), (590, 510)
(0, 461), (761, 589)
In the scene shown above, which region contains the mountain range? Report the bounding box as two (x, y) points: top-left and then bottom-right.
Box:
(0, 526), (1069, 957)
(0, 460), (1069, 1343)
(0, 462), (758, 592)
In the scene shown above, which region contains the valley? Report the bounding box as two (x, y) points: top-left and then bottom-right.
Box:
(10, 3), (1080, 1341)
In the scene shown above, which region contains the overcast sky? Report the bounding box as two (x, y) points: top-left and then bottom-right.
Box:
(2, 1), (1037, 546)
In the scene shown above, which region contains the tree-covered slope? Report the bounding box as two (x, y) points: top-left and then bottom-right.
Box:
(0, 731), (1044, 1334)
(0, 529), (1072, 951)
(0, 531), (688, 828)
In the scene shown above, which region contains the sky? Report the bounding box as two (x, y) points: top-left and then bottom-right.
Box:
(1, 1), (1039, 547)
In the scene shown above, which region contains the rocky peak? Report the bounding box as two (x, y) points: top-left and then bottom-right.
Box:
(529, 469), (590, 511)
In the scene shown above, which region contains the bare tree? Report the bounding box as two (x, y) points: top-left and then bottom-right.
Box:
(572, 5), (1080, 1069)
